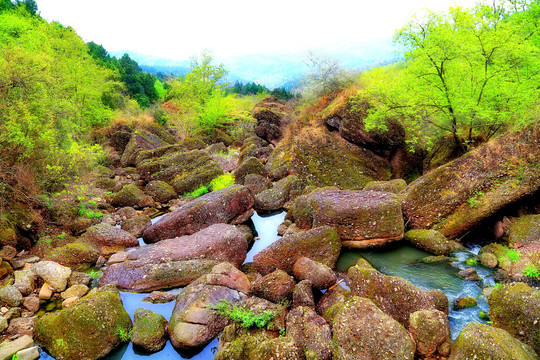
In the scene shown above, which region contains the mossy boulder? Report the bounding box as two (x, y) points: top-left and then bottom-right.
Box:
(131, 308), (167, 353)
(215, 324), (273, 360)
(402, 128), (540, 238)
(81, 223), (138, 256)
(93, 178), (117, 192)
(253, 226), (341, 275)
(348, 258), (448, 327)
(404, 229), (464, 256)
(331, 297), (415, 360)
(292, 280), (315, 309)
(142, 185), (254, 244)
(243, 174), (272, 195)
(35, 287), (132, 360)
(171, 160), (224, 195)
(508, 215), (540, 247)
(254, 175), (303, 211)
(316, 285), (353, 320)
(251, 269), (295, 303)
(111, 184), (146, 208)
(287, 188), (404, 248)
(120, 214), (152, 238)
(121, 128), (171, 166)
(363, 179), (407, 194)
(409, 309), (451, 358)
(144, 180), (177, 203)
(452, 296), (478, 310)
(234, 157), (268, 185)
(181, 137), (206, 150)
(488, 282), (540, 353)
(292, 257), (337, 290)
(286, 306), (332, 360)
(44, 242), (100, 269)
(250, 337), (303, 360)
(449, 322), (539, 360)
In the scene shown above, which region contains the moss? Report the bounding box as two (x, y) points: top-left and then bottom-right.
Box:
(111, 184), (144, 207)
(452, 296), (478, 310)
(404, 229), (464, 256)
(35, 289), (132, 360)
(251, 336), (303, 360)
(508, 215), (540, 247)
(44, 242), (100, 269)
(363, 179), (407, 194)
(172, 161), (223, 195)
(132, 308), (167, 352)
(234, 157), (268, 184)
(144, 180), (176, 203)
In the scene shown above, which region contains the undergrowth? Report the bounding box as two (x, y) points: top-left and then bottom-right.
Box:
(211, 299), (276, 328)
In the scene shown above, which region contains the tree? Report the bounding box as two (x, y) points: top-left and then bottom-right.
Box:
(301, 51), (354, 99)
(364, 1), (539, 149)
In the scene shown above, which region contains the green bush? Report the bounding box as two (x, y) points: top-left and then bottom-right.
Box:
(211, 299), (276, 329)
(523, 264), (540, 280)
(209, 173), (234, 191)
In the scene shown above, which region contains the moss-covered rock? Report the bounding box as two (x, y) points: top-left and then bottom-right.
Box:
(488, 282), (540, 353)
(243, 174), (272, 195)
(35, 287), (132, 360)
(348, 258), (447, 327)
(215, 324), (273, 360)
(292, 280), (315, 309)
(409, 309), (451, 358)
(331, 297), (415, 360)
(508, 215), (540, 247)
(0, 285), (23, 307)
(253, 226), (341, 275)
(316, 285), (352, 320)
(404, 229), (464, 256)
(286, 306), (332, 360)
(111, 184), (145, 208)
(287, 188), (404, 248)
(93, 178), (117, 192)
(81, 223), (138, 256)
(144, 180), (177, 203)
(234, 157), (268, 185)
(171, 160), (224, 195)
(251, 337), (303, 360)
(449, 322), (539, 360)
(452, 296), (478, 310)
(131, 308), (167, 353)
(402, 128), (540, 238)
(120, 214), (152, 238)
(363, 179), (407, 194)
(121, 128), (171, 167)
(44, 242), (100, 270)
(181, 137), (206, 150)
(292, 257), (337, 290)
(254, 175), (303, 211)
(251, 270), (295, 303)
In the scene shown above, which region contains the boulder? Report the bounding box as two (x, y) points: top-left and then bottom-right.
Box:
(292, 280), (315, 309)
(331, 297), (415, 360)
(0, 285), (23, 307)
(363, 179), (407, 193)
(253, 226), (341, 275)
(508, 215), (540, 247)
(243, 174), (272, 195)
(457, 268), (481, 281)
(286, 306), (332, 360)
(449, 322), (539, 360)
(120, 128), (172, 167)
(31, 261), (72, 292)
(402, 128), (540, 238)
(251, 270), (295, 303)
(44, 242), (101, 269)
(121, 214), (152, 238)
(252, 97), (293, 145)
(234, 157), (268, 185)
(35, 287), (132, 360)
(144, 180), (177, 203)
(488, 282), (540, 353)
(292, 257), (337, 290)
(101, 224), (249, 291)
(81, 223), (138, 256)
(348, 258), (448, 327)
(404, 229), (464, 256)
(111, 184), (146, 208)
(287, 188), (404, 248)
(254, 175), (303, 211)
(316, 285), (353, 319)
(13, 270), (34, 296)
(215, 324), (274, 360)
(409, 309), (451, 358)
(251, 337), (303, 360)
(132, 308), (167, 353)
(142, 185), (254, 244)
(143, 291), (178, 304)
(453, 296), (478, 310)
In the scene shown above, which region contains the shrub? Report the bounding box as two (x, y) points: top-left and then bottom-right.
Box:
(523, 264), (540, 280)
(209, 173), (234, 191)
(211, 299), (276, 328)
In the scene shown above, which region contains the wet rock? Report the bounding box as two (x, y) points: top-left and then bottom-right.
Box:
(143, 291), (178, 304)
(349, 258), (448, 327)
(449, 322), (539, 360)
(252, 270), (295, 303)
(288, 188), (404, 248)
(0, 286), (23, 307)
(292, 257), (337, 290)
(234, 157), (268, 185)
(142, 185), (254, 244)
(331, 297), (415, 360)
(508, 214), (540, 247)
(404, 229), (464, 256)
(420, 255), (458, 264)
(30, 261), (71, 292)
(253, 226), (341, 275)
(251, 337), (303, 360)
(488, 282), (540, 353)
(480, 251), (498, 268)
(132, 308), (167, 353)
(457, 268), (481, 281)
(453, 296), (478, 310)
(292, 280), (315, 309)
(81, 223), (138, 256)
(286, 306), (332, 360)
(402, 129), (540, 238)
(61, 284), (89, 299)
(120, 214), (152, 238)
(35, 286), (132, 360)
(144, 180), (177, 203)
(13, 270), (34, 296)
(363, 179), (407, 193)
(254, 175), (303, 211)
(43, 242), (100, 269)
(243, 174), (272, 195)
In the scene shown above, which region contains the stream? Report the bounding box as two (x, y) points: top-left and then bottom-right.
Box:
(40, 210), (494, 358)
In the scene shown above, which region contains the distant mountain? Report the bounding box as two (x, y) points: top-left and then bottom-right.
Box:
(112, 39), (400, 89)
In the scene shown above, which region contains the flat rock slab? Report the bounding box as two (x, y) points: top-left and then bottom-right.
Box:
(288, 188), (404, 248)
(142, 185), (254, 244)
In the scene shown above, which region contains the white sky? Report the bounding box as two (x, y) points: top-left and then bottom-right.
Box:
(35, 0), (481, 61)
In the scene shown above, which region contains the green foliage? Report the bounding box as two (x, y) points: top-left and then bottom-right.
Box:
(465, 258), (477, 266)
(87, 269), (100, 280)
(57, 233), (66, 239)
(498, 248), (521, 263)
(11, 353), (20, 360)
(184, 185), (209, 198)
(523, 264), (540, 280)
(209, 173), (234, 191)
(467, 190), (485, 208)
(78, 202), (103, 219)
(211, 299), (276, 329)
(116, 327), (132, 342)
(55, 338), (66, 349)
(363, 1), (540, 147)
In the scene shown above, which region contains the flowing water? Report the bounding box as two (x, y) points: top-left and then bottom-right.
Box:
(39, 210), (494, 358)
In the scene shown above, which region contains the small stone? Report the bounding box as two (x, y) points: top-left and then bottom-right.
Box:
(132, 308), (168, 352)
(31, 261), (72, 292)
(38, 282), (53, 300)
(0, 285), (23, 307)
(107, 251), (129, 265)
(9, 256), (40, 270)
(453, 296), (478, 310)
(61, 284), (89, 299)
(0, 316), (8, 332)
(13, 270), (34, 296)
(142, 291), (178, 303)
(62, 296), (79, 308)
(6, 317), (36, 338)
(0, 335), (34, 359)
(15, 346), (40, 360)
(457, 268), (481, 281)
(96, 256), (106, 267)
(22, 296), (40, 313)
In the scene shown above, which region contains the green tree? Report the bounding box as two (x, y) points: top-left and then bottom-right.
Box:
(364, 1), (539, 149)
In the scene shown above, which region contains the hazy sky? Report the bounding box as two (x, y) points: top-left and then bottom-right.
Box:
(36, 0), (481, 61)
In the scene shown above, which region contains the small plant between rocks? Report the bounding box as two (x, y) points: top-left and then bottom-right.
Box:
(210, 299), (276, 328)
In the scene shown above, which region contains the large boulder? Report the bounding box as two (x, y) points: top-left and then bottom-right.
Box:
(252, 96), (293, 145)
(409, 309), (451, 358)
(35, 287), (132, 360)
(80, 223), (138, 256)
(254, 175), (303, 211)
(31, 261), (72, 292)
(348, 258), (448, 327)
(100, 224), (250, 291)
(331, 297), (415, 360)
(168, 265), (249, 350)
(404, 229), (464, 255)
(488, 282), (540, 353)
(292, 257), (337, 290)
(121, 127), (172, 166)
(131, 308), (168, 353)
(234, 157), (268, 185)
(287, 188), (404, 248)
(402, 128), (540, 238)
(144, 180), (177, 203)
(508, 215), (540, 247)
(111, 184), (148, 208)
(449, 322), (539, 360)
(253, 226), (341, 275)
(286, 306), (332, 360)
(44, 242), (101, 269)
(251, 270), (295, 303)
(142, 185), (254, 243)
